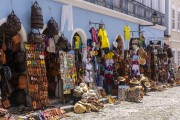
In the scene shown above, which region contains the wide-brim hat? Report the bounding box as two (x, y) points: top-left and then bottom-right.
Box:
(82, 87), (88, 93)
(80, 83), (87, 88)
(88, 93), (96, 97)
(129, 86), (142, 91)
(74, 103), (86, 114)
(140, 75), (148, 82)
(118, 76), (126, 82)
(90, 104), (99, 112)
(88, 89), (94, 93)
(82, 93), (88, 99)
(130, 78), (140, 85)
(139, 58), (146, 65)
(88, 89), (96, 97)
(75, 86), (82, 92)
(144, 81), (151, 88)
(140, 51), (147, 59)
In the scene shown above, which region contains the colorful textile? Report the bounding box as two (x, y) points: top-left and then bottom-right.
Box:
(124, 25), (131, 41)
(104, 52), (114, 59)
(98, 28), (110, 48)
(89, 27), (98, 43)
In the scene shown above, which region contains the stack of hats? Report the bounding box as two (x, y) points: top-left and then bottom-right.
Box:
(74, 89), (104, 114)
(139, 75), (151, 88)
(114, 76), (126, 85)
(129, 78), (142, 91)
(127, 78), (144, 102)
(73, 83), (88, 98)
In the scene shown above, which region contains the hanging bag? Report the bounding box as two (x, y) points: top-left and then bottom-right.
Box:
(2, 33), (6, 51)
(2, 97), (10, 109)
(48, 17), (59, 35)
(0, 49), (6, 65)
(18, 75), (28, 89)
(2, 66), (12, 81)
(6, 11), (21, 33)
(14, 51), (26, 72)
(31, 1), (44, 29)
(28, 30), (44, 44)
(5, 33), (13, 51)
(56, 34), (71, 52)
(12, 33), (22, 44)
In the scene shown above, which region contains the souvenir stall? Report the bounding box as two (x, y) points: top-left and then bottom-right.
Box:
(0, 8), (27, 112)
(0, 2), (68, 119)
(112, 32), (150, 102)
(72, 33), (84, 85)
(111, 35), (127, 96)
(145, 40), (174, 90)
(72, 22), (114, 113)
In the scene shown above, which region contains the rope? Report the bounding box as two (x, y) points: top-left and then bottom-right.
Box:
(10, 0), (13, 11)
(49, 6), (52, 18)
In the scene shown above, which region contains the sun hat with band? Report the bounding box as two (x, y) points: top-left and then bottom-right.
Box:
(129, 78), (140, 85)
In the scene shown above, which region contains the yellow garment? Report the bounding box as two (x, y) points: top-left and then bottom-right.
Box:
(74, 36), (81, 49)
(124, 25), (131, 41)
(98, 28), (110, 48)
(104, 52), (114, 59)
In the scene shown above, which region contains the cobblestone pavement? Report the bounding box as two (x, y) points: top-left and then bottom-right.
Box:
(62, 87), (180, 120)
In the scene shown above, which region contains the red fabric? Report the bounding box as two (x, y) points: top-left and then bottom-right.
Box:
(89, 27), (98, 43)
(105, 74), (113, 85)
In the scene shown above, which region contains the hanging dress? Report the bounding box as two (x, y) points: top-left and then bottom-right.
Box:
(98, 28), (110, 49)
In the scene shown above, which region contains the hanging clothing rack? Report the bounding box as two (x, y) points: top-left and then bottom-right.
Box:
(89, 21), (105, 26)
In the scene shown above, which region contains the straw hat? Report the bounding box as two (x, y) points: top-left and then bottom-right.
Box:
(138, 48), (147, 58)
(129, 78), (140, 85)
(139, 58), (146, 65)
(129, 86), (142, 91)
(140, 51), (147, 59)
(140, 75), (148, 82)
(82, 93), (89, 99)
(138, 48), (144, 54)
(79, 83), (87, 88)
(75, 86), (83, 92)
(144, 81), (151, 88)
(118, 76), (126, 82)
(88, 90), (96, 97)
(90, 104), (99, 112)
(74, 103), (86, 114)
(82, 87), (88, 93)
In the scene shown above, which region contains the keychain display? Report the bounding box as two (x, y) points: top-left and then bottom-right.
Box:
(25, 43), (49, 110)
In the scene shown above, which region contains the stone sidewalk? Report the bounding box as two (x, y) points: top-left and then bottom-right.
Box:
(61, 87), (180, 120)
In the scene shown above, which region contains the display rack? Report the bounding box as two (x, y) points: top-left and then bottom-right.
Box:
(25, 43), (49, 110)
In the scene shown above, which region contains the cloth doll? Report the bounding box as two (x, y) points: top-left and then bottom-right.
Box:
(131, 61), (140, 77)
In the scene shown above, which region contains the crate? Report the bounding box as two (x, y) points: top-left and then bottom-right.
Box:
(118, 85), (129, 101)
